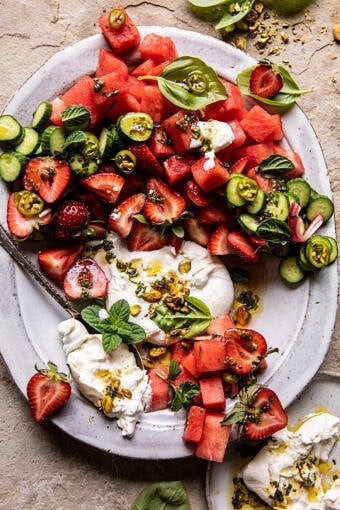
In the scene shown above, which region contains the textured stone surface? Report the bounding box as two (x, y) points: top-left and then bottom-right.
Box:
(0, 1), (339, 508)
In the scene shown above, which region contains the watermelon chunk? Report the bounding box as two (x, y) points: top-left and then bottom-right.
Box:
(163, 110), (199, 153)
(96, 48), (128, 79)
(191, 154), (230, 192)
(171, 342), (191, 364)
(205, 80), (247, 122)
(50, 97), (66, 127)
(139, 33), (178, 63)
(107, 92), (142, 122)
(240, 105), (283, 142)
(183, 406), (206, 443)
(128, 143), (164, 177)
(149, 368), (169, 411)
(182, 350), (201, 379)
(194, 339), (227, 374)
(246, 167), (273, 193)
(207, 315), (234, 336)
(131, 59), (169, 78)
(149, 125), (175, 159)
(163, 154), (195, 186)
(274, 145), (305, 179)
(199, 376), (226, 410)
(98, 7), (141, 54)
(195, 411), (231, 462)
(233, 142), (275, 170)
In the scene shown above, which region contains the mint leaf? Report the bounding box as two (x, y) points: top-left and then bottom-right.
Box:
(169, 381), (201, 411)
(109, 299), (130, 323)
(102, 331), (122, 352)
(81, 305), (104, 332)
(122, 322), (146, 344)
(258, 154), (294, 178)
(170, 389), (183, 412)
(168, 360), (182, 381)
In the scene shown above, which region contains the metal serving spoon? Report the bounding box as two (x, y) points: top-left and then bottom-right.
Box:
(0, 224), (144, 369)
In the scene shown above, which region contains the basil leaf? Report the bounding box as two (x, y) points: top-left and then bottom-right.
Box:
(257, 218), (291, 244)
(168, 360), (182, 381)
(140, 56), (226, 110)
(258, 154), (294, 178)
(237, 63), (311, 111)
(102, 331), (122, 352)
(61, 104), (90, 131)
(109, 299), (130, 323)
(215, 0), (255, 30)
(81, 305), (104, 332)
(188, 0), (229, 22)
(122, 322), (146, 344)
(131, 481), (190, 510)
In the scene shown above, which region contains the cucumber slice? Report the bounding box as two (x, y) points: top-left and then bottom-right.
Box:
(238, 213), (260, 234)
(264, 192), (289, 221)
(41, 125), (66, 155)
(279, 256), (305, 284)
(99, 127), (114, 158)
(286, 178), (311, 208)
(69, 153), (98, 176)
(286, 191), (300, 206)
(0, 151), (27, 182)
(225, 174), (258, 207)
(305, 235), (332, 269)
(309, 187), (319, 201)
(117, 112), (154, 142)
(14, 127), (40, 155)
(31, 101), (52, 131)
(306, 195), (334, 223)
(0, 115), (23, 142)
(298, 245), (315, 272)
(323, 236), (338, 264)
(246, 188), (266, 214)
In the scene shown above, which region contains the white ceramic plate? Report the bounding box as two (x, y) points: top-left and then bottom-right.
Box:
(206, 374), (340, 509)
(0, 27), (337, 459)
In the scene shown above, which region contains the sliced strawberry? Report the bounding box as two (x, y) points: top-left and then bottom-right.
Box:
(224, 328), (267, 374)
(208, 224), (232, 256)
(244, 388), (288, 440)
(169, 234), (184, 254)
(6, 192), (52, 239)
(144, 177), (186, 224)
(26, 361), (71, 422)
(38, 244), (84, 281)
(229, 157), (249, 174)
(118, 173), (146, 204)
(185, 179), (213, 207)
(84, 221), (107, 240)
(184, 218), (212, 246)
(80, 173), (125, 204)
(54, 200), (90, 241)
(72, 190), (107, 223)
(128, 143), (164, 177)
(126, 222), (167, 252)
(197, 203), (233, 225)
(109, 193), (146, 238)
(63, 258), (108, 299)
(23, 157), (71, 204)
(227, 230), (260, 263)
(249, 64), (283, 98)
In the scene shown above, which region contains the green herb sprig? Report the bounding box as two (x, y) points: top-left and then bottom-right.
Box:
(81, 299), (146, 352)
(162, 360), (201, 412)
(152, 295), (213, 339)
(138, 56), (227, 110)
(257, 154), (295, 178)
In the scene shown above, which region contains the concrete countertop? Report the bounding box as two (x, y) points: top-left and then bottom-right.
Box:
(0, 1), (339, 508)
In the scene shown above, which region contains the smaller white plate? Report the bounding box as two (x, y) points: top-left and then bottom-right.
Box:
(206, 374), (340, 510)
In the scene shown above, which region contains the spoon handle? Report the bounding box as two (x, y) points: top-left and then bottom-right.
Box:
(0, 223), (80, 319)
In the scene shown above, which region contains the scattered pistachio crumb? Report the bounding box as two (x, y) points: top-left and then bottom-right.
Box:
(333, 24), (340, 42)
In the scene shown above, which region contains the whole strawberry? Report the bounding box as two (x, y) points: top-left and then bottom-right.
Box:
(26, 361), (71, 422)
(55, 199), (90, 240)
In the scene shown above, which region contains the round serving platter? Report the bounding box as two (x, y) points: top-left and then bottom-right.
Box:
(0, 27), (337, 459)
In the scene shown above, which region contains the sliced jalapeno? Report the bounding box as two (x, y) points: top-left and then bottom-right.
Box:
(305, 235), (332, 269)
(237, 178), (258, 202)
(108, 8), (126, 29)
(13, 190), (44, 217)
(186, 71), (208, 95)
(117, 112), (154, 142)
(114, 149), (136, 174)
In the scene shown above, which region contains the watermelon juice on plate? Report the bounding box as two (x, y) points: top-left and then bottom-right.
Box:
(0, 6), (337, 460)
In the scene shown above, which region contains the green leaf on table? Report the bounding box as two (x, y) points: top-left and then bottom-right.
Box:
(131, 481), (190, 510)
(258, 154), (295, 178)
(215, 0), (255, 30)
(139, 56), (227, 110)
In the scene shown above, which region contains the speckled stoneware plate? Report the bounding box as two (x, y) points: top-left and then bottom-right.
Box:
(206, 374), (340, 509)
(0, 27), (337, 459)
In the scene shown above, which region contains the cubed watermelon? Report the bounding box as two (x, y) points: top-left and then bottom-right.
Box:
(246, 167), (273, 193)
(199, 376), (226, 410)
(183, 406), (206, 443)
(131, 58), (169, 77)
(107, 92), (142, 122)
(195, 411), (231, 462)
(61, 75), (101, 127)
(149, 126), (175, 159)
(191, 154), (230, 192)
(163, 110), (199, 153)
(50, 97), (66, 127)
(233, 142), (275, 169)
(139, 33), (178, 63)
(96, 48), (128, 79)
(98, 7), (141, 54)
(149, 367), (169, 411)
(182, 350), (201, 379)
(194, 339), (227, 374)
(171, 342), (191, 364)
(163, 154), (195, 186)
(240, 105), (283, 142)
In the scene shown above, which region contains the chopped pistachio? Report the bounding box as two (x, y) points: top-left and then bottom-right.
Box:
(235, 36), (247, 51)
(102, 395), (113, 414)
(178, 258), (191, 274)
(333, 24), (340, 42)
(142, 289), (163, 303)
(121, 388), (132, 399)
(130, 304), (142, 316)
(281, 32), (290, 44)
(149, 346), (168, 358)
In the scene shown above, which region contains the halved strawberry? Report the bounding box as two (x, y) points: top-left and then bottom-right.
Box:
(54, 200), (90, 241)
(118, 173), (146, 204)
(80, 173), (125, 204)
(6, 192), (52, 239)
(229, 157), (249, 174)
(197, 203), (233, 225)
(26, 361), (71, 422)
(127, 222), (167, 252)
(144, 177), (186, 224)
(185, 179), (213, 207)
(72, 190), (107, 223)
(222, 385), (288, 440)
(227, 230), (260, 263)
(109, 193), (146, 238)
(23, 157), (71, 203)
(63, 258), (108, 299)
(184, 218), (212, 246)
(208, 224), (232, 255)
(38, 244), (84, 281)
(224, 328), (267, 375)
(249, 64), (283, 98)
(244, 387), (288, 440)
